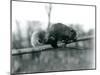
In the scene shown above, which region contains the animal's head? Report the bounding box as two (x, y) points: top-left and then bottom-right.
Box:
(42, 30), (56, 44)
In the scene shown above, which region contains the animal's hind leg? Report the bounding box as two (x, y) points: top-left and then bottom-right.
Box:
(51, 42), (58, 48)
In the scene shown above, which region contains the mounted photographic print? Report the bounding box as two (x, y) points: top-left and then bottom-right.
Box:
(11, 0), (96, 74)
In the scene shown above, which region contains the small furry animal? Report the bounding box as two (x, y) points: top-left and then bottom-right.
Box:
(31, 23), (77, 48)
(45, 23), (77, 48)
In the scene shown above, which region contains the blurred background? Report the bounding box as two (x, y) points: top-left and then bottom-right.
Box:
(12, 1), (95, 74)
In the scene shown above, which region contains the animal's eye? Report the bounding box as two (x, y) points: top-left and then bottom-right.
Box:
(38, 39), (41, 43)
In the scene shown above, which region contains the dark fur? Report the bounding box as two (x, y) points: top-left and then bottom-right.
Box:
(45, 23), (77, 48)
